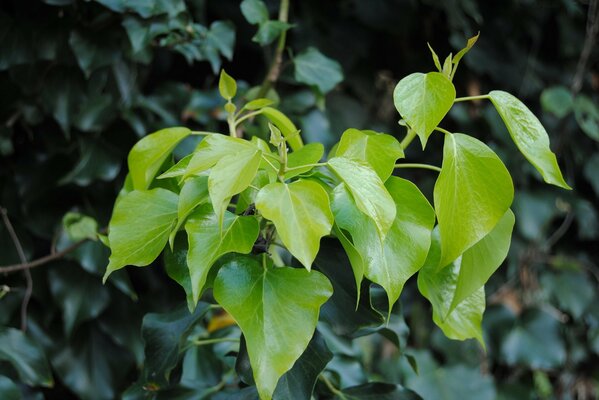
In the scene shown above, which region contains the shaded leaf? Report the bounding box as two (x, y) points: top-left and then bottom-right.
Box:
(294, 47), (343, 94)
(0, 328), (53, 387)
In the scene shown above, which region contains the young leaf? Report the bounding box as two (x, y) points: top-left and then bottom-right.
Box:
(240, 0), (269, 25)
(442, 53), (453, 77)
(104, 188), (178, 282)
(417, 229), (485, 345)
(332, 177), (435, 314)
(335, 128), (404, 181)
(451, 32), (479, 79)
(285, 142), (324, 179)
(185, 134), (258, 178)
(219, 69), (237, 100)
(393, 72), (456, 148)
(128, 127), (191, 190)
(255, 180), (333, 269)
(213, 258), (333, 400)
(260, 107), (304, 151)
(427, 43), (442, 72)
(158, 154), (193, 179)
(186, 204), (260, 304)
(450, 209), (514, 311)
(434, 133), (513, 268)
(245, 98), (275, 111)
(327, 157), (396, 238)
(293, 47), (343, 94)
(489, 90), (571, 189)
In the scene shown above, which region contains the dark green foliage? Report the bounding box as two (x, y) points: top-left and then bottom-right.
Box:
(0, 0), (598, 399)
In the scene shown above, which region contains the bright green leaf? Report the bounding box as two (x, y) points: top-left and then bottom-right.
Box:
(427, 43), (442, 72)
(285, 143), (324, 179)
(213, 258), (333, 400)
(128, 127), (191, 190)
(328, 157), (396, 238)
(184, 134), (256, 178)
(245, 98), (275, 111)
(293, 47), (343, 94)
(489, 90), (571, 189)
(240, 0), (269, 24)
(260, 107), (304, 151)
(219, 69), (237, 100)
(157, 154), (193, 180)
(104, 188), (178, 281)
(451, 33), (479, 69)
(186, 204), (260, 304)
(335, 128), (404, 181)
(255, 180), (333, 269)
(332, 177), (435, 314)
(393, 72), (456, 147)
(434, 133), (513, 267)
(170, 176), (209, 244)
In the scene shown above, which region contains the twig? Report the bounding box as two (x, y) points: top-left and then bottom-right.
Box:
(0, 238), (87, 274)
(544, 211), (574, 249)
(0, 207), (32, 331)
(572, 0), (599, 95)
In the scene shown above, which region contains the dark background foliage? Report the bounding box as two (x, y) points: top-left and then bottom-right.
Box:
(1, 0), (598, 399)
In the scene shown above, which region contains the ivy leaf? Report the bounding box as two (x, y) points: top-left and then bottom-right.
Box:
(253, 21), (292, 46)
(164, 234), (194, 312)
(219, 69), (237, 101)
(451, 209), (514, 311)
(104, 188), (178, 281)
(0, 376), (20, 400)
(540, 86), (573, 119)
(336, 383), (422, 399)
(208, 145), (262, 224)
(255, 180), (333, 269)
(171, 176), (209, 243)
(62, 212), (98, 241)
(185, 204), (260, 304)
(213, 258), (333, 400)
(260, 107), (304, 151)
(240, 0), (269, 25)
(574, 94), (599, 141)
(245, 98), (275, 111)
(284, 143), (324, 179)
(417, 229), (485, 344)
(128, 127), (191, 190)
(335, 128), (404, 181)
(393, 72), (456, 147)
(293, 47), (343, 94)
(184, 134), (256, 178)
(489, 90), (571, 189)
(327, 157), (396, 238)
(434, 133), (513, 268)
(158, 154), (192, 180)
(0, 328), (53, 387)
(332, 177), (435, 314)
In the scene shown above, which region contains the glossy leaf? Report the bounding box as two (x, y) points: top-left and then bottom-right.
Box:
(260, 107), (304, 151)
(434, 133), (513, 267)
(213, 258), (333, 400)
(0, 328), (53, 387)
(489, 90), (570, 189)
(393, 72), (455, 147)
(293, 47), (343, 94)
(219, 69), (237, 100)
(284, 143), (324, 179)
(186, 204), (260, 304)
(164, 234), (194, 312)
(332, 177), (435, 313)
(328, 157), (396, 238)
(104, 188), (178, 281)
(184, 134), (256, 178)
(158, 154), (193, 179)
(255, 180), (333, 269)
(172, 176), (209, 240)
(335, 129), (404, 181)
(128, 127), (191, 190)
(417, 230), (485, 344)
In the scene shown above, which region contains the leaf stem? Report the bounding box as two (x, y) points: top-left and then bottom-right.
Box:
(284, 162), (327, 172)
(400, 128), (417, 150)
(454, 94), (490, 102)
(434, 126), (452, 136)
(234, 110), (264, 128)
(319, 374), (347, 399)
(191, 131), (219, 136)
(261, 155), (279, 174)
(395, 163), (442, 172)
(193, 337), (240, 346)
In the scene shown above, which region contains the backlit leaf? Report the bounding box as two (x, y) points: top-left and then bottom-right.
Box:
(284, 142), (324, 179)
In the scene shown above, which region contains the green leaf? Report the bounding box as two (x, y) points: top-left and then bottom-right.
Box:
(574, 94), (599, 141)
(327, 157), (396, 238)
(540, 86), (573, 119)
(128, 127), (191, 190)
(489, 90), (571, 189)
(407, 364), (495, 400)
(171, 176), (209, 242)
(184, 134), (256, 178)
(336, 383), (422, 400)
(285, 143), (324, 179)
(104, 188), (178, 281)
(451, 33), (479, 69)
(293, 47), (344, 94)
(335, 128), (404, 181)
(164, 234), (194, 312)
(49, 267), (110, 336)
(245, 98), (275, 111)
(208, 144), (262, 223)
(62, 212), (98, 241)
(260, 107), (304, 151)
(417, 229), (485, 344)
(434, 133), (514, 267)
(219, 69), (237, 101)
(393, 72), (456, 147)
(158, 154), (192, 180)
(0, 328), (53, 387)
(0, 376), (20, 400)
(253, 21), (292, 46)
(451, 209), (514, 311)
(213, 258), (333, 400)
(240, 0), (269, 25)
(141, 303), (211, 385)
(427, 43), (442, 72)
(255, 180), (333, 269)
(442, 53), (453, 77)
(332, 177), (435, 313)
(185, 204), (260, 304)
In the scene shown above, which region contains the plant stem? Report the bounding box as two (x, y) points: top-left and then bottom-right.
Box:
(454, 94), (490, 102)
(319, 374), (347, 399)
(395, 163), (442, 172)
(284, 162), (327, 172)
(191, 131), (219, 136)
(193, 337), (240, 346)
(434, 126), (452, 135)
(261, 155), (279, 173)
(400, 128), (417, 150)
(256, 0), (290, 98)
(234, 110), (264, 128)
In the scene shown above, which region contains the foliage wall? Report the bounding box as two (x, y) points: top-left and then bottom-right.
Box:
(0, 0), (598, 399)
